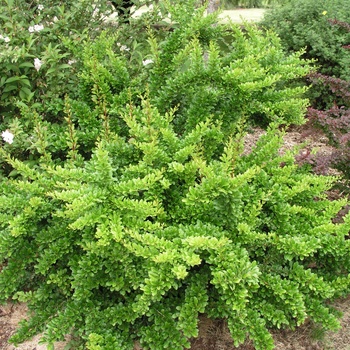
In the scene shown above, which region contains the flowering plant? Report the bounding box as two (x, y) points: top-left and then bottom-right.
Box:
(1, 130), (14, 144)
(0, 0), (114, 121)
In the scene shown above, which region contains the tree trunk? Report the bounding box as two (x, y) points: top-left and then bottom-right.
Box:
(207, 0), (220, 14)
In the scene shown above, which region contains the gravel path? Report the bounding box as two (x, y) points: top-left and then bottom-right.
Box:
(219, 8), (266, 23)
(105, 6), (267, 24)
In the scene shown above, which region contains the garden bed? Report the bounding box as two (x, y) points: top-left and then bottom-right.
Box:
(1, 123), (347, 350)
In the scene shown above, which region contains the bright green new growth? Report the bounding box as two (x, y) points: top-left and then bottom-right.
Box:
(1, 99), (350, 349)
(74, 6), (311, 142)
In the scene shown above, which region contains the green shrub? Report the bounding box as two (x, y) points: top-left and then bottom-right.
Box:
(71, 5), (311, 139)
(1, 100), (350, 350)
(261, 0), (350, 107)
(0, 1), (312, 177)
(1, 3), (344, 349)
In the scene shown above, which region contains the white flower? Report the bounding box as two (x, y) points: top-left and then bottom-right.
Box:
(142, 59), (154, 66)
(1, 130), (14, 144)
(28, 26), (35, 33)
(92, 7), (99, 18)
(34, 24), (44, 32)
(120, 45), (130, 52)
(38, 4), (44, 10)
(0, 35), (10, 42)
(34, 58), (43, 71)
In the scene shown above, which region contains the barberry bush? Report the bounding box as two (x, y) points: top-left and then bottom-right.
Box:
(1, 0), (312, 175)
(306, 74), (350, 188)
(69, 2), (312, 141)
(1, 99), (350, 349)
(2, 2), (349, 350)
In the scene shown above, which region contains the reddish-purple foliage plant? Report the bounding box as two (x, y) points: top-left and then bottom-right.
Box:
(301, 19), (350, 186)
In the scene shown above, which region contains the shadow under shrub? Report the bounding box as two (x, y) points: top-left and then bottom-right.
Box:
(1, 100), (350, 349)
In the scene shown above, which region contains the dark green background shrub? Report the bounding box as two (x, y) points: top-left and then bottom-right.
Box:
(261, 0), (350, 107)
(0, 0), (113, 117)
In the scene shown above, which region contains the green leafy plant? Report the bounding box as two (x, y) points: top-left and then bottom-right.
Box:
(0, 0), (115, 120)
(72, 3), (311, 140)
(260, 0), (350, 107)
(1, 2), (347, 350)
(1, 98), (350, 349)
(0, 0), (312, 173)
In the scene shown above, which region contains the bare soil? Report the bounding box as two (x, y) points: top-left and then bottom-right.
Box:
(2, 296), (350, 350)
(190, 295), (350, 350)
(0, 303), (68, 350)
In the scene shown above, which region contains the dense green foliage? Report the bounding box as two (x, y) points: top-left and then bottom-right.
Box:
(1, 103), (350, 350)
(0, 0), (311, 174)
(261, 0), (350, 107)
(73, 21), (311, 139)
(1, 1), (350, 350)
(0, 0), (110, 117)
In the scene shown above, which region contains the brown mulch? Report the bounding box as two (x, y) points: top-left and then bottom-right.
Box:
(0, 304), (17, 350)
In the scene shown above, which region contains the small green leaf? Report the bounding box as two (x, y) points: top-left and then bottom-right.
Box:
(58, 64), (71, 69)
(19, 62), (34, 68)
(5, 76), (21, 83)
(46, 67), (57, 75)
(3, 84), (17, 92)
